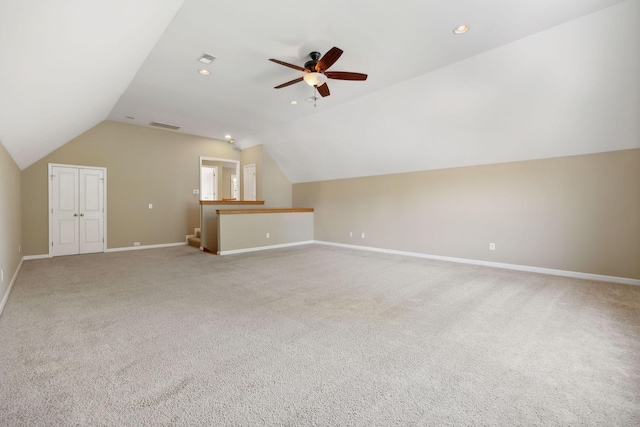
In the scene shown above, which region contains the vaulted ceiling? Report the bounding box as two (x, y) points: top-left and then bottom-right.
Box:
(1, 0), (638, 182)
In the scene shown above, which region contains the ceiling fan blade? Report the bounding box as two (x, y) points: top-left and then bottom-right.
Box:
(269, 59), (306, 72)
(325, 71), (368, 81)
(274, 77), (304, 89)
(315, 47), (343, 72)
(317, 83), (330, 97)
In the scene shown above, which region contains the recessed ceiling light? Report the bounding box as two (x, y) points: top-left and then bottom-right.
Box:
(198, 69), (210, 76)
(453, 25), (469, 35)
(225, 134), (231, 139)
(290, 100), (298, 105)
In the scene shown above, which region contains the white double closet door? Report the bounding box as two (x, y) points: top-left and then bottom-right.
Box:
(50, 165), (106, 256)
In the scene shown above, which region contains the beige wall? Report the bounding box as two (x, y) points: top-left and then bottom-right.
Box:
(219, 212), (313, 253)
(0, 140), (22, 311)
(238, 145), (292, 207)
(21, 120), (240, 255)
(262, 147), (292, 208)
(293, 149), (640, 280)
(201, 203), (268, 252)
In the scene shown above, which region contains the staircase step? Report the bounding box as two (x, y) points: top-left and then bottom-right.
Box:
(188, 236), (201, 248)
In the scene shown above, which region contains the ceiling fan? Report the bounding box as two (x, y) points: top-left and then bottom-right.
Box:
(269, 47), (367, 98)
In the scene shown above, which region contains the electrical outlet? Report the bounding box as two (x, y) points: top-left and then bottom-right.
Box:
(134, 242), (140, 246)
(193, 189), (199, 195)
(489, 242), (496, 251)
(349, 232), (353, 237)
(148, 204), (153, 209)
(361, 233), (365, 238)
(266, 232), (270, 238)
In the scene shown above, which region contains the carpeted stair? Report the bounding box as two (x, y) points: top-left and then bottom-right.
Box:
(187, 229), (201, 248)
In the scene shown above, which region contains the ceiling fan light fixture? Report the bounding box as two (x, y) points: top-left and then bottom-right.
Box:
(453, 25), (469, 35)
(303, 72), (327, 87)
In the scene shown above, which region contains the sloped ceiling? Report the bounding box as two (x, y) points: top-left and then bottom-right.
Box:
(1, 0), (638, 182)
(0, 0), (185, 169)
(245, 0), (640, 182)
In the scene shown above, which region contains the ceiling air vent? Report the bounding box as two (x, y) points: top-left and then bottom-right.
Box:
(149, 121), (181, 131)
(198, 53), (216, 64)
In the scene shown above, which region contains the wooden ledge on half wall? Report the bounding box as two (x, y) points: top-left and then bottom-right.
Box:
(199, 200), (265, 205)
(217, 208), (314, 215)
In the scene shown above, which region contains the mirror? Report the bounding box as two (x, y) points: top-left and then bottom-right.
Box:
(199, 157), (240, 201)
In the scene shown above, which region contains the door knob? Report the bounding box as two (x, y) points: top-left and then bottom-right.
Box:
(80, 213), (84, 217)
(74, 213), (78, 217)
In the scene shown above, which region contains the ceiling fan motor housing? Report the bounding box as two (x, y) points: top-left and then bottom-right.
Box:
(305, 51), (322, 71)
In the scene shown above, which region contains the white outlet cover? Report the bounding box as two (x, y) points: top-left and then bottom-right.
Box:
(266, 232), (270, 238)
(361, 233), (365, 238)
(148, 204), (153, 209)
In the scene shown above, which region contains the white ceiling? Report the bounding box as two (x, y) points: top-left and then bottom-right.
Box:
(1, 0), (638, 182)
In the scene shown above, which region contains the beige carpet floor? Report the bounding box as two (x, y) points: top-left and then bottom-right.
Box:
(0, 244), (639, 426)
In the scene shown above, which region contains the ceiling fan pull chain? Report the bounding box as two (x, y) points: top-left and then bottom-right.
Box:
(314, 86), (317, 108)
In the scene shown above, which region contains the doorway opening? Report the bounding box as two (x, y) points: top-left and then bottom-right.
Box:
(199, 157), (240, 201)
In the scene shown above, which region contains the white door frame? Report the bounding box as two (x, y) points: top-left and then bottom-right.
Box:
(48, 163), (107, 257)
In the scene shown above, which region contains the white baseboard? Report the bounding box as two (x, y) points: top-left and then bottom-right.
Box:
(105, 242), (187, 253)
(24, 242), (189, 257)
(23, 254), (52, 260)
(314, 241), (640, 287)
(219, 241), (314, 256)
(0, 258), (24, 318)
